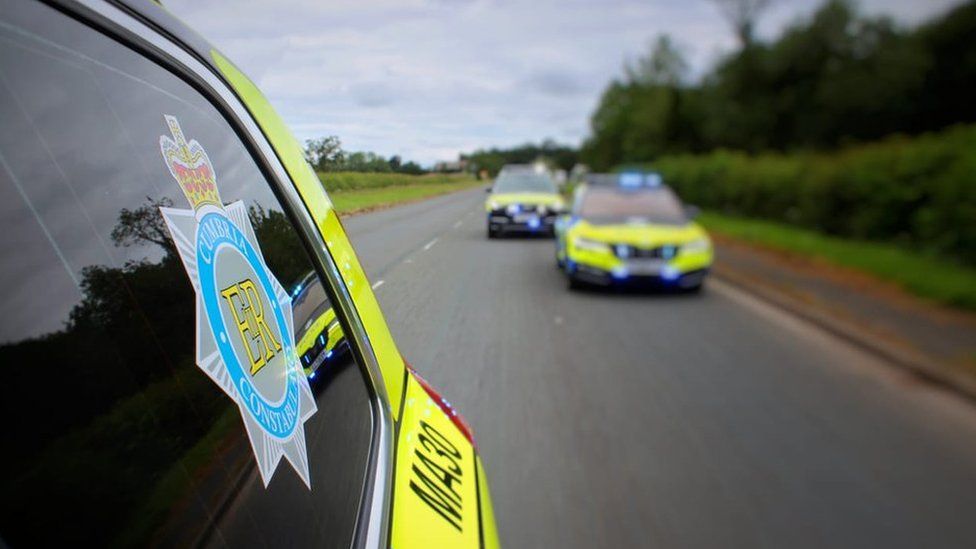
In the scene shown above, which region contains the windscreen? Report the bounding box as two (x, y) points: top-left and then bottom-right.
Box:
(493, 172), (557, 193)
(579, 187), (687, 224)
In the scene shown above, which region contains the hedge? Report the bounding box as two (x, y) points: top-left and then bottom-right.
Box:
(652, 124), (976, 265)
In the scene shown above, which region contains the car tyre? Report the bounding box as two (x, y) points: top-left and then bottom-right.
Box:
(567, 275), (583, 291)
(682, 280), (705, 294)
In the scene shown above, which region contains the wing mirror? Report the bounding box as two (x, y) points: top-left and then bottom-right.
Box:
(485, 187), (492, 193)
(554, 213), (572, 231)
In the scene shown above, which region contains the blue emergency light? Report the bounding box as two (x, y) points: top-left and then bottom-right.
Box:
(618, 172), (644, 188)
(618, 171), (663, 188)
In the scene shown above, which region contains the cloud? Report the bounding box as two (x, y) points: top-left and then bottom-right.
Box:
(165, 0), (963, 164)
(522, 70), (586, 97)
(350, 82), (398, 108)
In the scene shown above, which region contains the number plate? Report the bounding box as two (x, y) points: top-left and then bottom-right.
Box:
(626, 259), (664, 275)
(514, 213), (539, 224)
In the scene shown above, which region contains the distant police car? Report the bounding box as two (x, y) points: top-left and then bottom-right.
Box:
(291, 271), (349, 379)
(485, 165), (565, 237)
(555, 173), (713, 290)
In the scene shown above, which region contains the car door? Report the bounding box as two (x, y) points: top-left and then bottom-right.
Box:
(0, 1), (382, 546)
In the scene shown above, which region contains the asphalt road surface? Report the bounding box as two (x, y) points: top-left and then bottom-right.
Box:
(343, 187), (976, 548)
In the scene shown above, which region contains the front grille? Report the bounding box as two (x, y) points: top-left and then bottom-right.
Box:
(613, 244), (679, 259)
(507, 204), (538, 213)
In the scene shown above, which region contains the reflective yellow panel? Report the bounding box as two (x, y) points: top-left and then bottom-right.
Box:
(392, 374), (480, 548)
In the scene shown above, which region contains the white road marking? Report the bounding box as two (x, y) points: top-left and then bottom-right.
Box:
(453, 220), (463, 229)
(404, 258), (414, 264)
(371, 279), (385, 289)
(423, 238), (438, 251)
(554, 316), (564, 325)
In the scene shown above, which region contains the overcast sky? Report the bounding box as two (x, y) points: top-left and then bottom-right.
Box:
(166, 0), (960, 165)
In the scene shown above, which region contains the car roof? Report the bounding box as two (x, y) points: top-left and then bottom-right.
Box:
(584, 172), (667, 187)
(573, 180), (677, 210)
(579, 181), (674, 196)
(498, 164), (540, 174)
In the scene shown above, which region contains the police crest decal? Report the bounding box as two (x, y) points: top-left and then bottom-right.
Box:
(158, 115), (317, 488)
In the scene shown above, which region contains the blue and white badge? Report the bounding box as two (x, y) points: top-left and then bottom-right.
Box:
(158, 115), (317, 488)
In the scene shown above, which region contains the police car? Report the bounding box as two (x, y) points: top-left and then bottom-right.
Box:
(485, 165), (565, 237)
(0, 2), (498, 547)
(555, 173), (713, 290)
(291, 271), (349, 379)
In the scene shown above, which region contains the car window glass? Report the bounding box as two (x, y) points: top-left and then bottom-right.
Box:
(493, 172), (557, 193)
(579, 188), (687, 224)
(0, 2), (372, 547)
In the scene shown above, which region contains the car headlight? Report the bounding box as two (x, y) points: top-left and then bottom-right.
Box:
(573, 236), (611, 253)
(488, 201), (500, 210)
(682, 237), (710, 253)
(538, 204), (548, 215)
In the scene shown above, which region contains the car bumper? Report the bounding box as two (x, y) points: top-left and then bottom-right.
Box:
(304, 338), (351, 378)
(565, 248), (712, 288)
(300, 317), (349, 377)
(488, 213), (557, 233)
(570, 263), (709, 288)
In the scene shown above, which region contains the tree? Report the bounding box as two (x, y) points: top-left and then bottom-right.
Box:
(913, 0), (976, 132)
(388, 155), (402, 172)
(399, 161), (426, 175)
(304, 136), (344, 172)
(710, 0), (774, 48)
(461, 141), (579, 177)
(581, 34), (701, 168)
(625, 35), (688, 86)
(582, 0), (973, 159)
(111, 196), (177, 258)
(303, 136), (429, 173)
(342, 151), (392, 172)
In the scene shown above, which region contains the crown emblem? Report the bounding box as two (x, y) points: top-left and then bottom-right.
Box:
(160, 115), (222, 212)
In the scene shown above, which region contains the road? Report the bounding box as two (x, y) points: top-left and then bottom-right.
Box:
(343, 187), (976, 548)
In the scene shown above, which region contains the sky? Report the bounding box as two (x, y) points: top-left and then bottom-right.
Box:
(165, 0), (962, 165)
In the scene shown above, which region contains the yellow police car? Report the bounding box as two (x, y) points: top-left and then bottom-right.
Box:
(0, 1), (498, 547)
(486, 165), (565, 237)
(555, 173), (713, 291)
(291, 271), (349, 379)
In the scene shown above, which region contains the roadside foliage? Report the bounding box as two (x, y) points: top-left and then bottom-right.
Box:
(653, 124), (976, 267)
(578, 0), (976, 271)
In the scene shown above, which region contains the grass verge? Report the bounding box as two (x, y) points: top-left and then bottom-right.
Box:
(328, 179), (483, 214)
(699, 211), (976, 310)
(318, 171), (477, 191)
